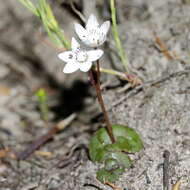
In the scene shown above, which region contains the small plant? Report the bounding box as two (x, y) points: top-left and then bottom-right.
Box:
(17, 0), (143, 183)
(58, 14), (143, 183)
(35, 88), (49, 122)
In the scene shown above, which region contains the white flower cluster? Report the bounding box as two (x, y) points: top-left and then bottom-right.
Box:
(58, 14), (110, 73)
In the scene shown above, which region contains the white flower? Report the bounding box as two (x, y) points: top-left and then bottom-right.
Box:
(74, 14), (110, 47)
(58, 38), (104, 73)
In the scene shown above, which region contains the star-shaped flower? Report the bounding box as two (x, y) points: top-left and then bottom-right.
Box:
(58, 38), (104, 73)
(74, 14), (110, 47)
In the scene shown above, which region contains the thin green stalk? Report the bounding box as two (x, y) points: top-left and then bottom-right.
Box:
(110, 0), (129, 72)
(38, 0), (71, 49)
(99, 67), (126, 78)
(18, 0), (39, 16)
(36, 88), (49, 122)
(54, 29), (71, 49)
(18, 0), (70, 49)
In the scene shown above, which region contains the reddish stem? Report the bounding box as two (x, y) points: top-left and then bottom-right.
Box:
(89, 61), (115, 143)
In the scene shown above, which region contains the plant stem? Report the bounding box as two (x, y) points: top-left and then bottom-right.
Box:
(89, 61), (115, 143)
(99, 67), (126, 78)
(110, 0), (129, 73)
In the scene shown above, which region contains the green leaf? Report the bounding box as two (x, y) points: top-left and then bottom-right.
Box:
(89, 125), (143, 162)
(112, 167), (125, 176)
(109, 152), (131, 169)
(112, 124), (144, 152)
(89, 124), (143, 183)
(104, 158), (119, 171)
(104, 136), (131, 151)
(89, 129), (108, 162)
(97, 168), (121, 183)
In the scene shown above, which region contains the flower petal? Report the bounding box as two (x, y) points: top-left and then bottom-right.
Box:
(87, 50), (104, 62)
(79, 62), (92, 72)
(71, 37), (80, 50)
(86, 14), (99, 30)
(100, 21), (110, 36)
(63, 61), (79, 73)
(74, 24), (87, 43)
(58, 51), (74, 62)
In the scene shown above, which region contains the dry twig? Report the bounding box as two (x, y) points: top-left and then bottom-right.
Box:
(17, 113), (76, 160)
(154, 33), (186, 64)
(109, 67), (190, 110)
(163, 150), (170, 190)
(105, 181), (124, 190)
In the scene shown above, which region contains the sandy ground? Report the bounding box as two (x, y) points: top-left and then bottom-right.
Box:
(0, 0), (190, 190)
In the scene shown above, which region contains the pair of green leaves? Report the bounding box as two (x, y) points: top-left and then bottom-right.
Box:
(89, 124), (143, 182)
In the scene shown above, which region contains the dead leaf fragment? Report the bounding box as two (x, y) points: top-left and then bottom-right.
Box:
(105, 181), (124, 190)
(0, 148), (17, 159)
(0, 85), (11, 96)
(172, 181), (181, 190)
(35, 151), (53, 157)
